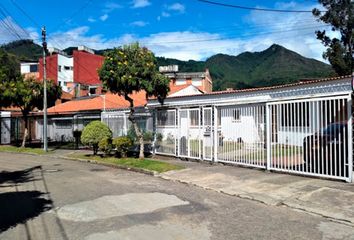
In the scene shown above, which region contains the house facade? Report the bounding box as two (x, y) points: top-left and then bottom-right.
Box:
(147, 75), (352, 182)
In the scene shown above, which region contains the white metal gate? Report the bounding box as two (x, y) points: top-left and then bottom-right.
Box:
(203, 107), (213, 160)
(178, 108), (201, 159)
(216, 104), (266, 168)
(268, 96), (352, 181)
(155, 109), (177, 156)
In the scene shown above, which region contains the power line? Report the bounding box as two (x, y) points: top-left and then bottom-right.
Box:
(0, 6), (23, 40)
(10, 0), (41, 28)
(198, 0), (317, 13)
(0, 3), (33, 40)
(46, 23), (328, 46)
(53, 0), (94, 31)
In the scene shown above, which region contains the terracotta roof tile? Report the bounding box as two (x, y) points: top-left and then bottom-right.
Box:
(48, 91), (147, 114)
(164, 75), (352, 99)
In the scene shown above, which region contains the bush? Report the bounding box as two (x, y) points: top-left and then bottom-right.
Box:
(143, 131), (154, 142)
(81, 121), (112, 155)
(98, 137), (112, 155)
(113, 136), (133, 157)
(156, 133), (163, 142)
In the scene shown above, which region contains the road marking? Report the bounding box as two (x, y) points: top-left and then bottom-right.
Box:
(56, 192), (189, 222)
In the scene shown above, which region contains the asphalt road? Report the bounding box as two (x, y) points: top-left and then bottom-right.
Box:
(0, 152), (354, 240)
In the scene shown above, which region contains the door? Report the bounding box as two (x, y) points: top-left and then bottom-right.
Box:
(178, 108), (201, 159)
(203, 107), (213, 160)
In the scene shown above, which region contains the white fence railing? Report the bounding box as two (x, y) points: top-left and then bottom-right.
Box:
(152, 94), (352, 182)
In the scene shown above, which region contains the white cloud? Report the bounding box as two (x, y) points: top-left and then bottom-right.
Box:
(103, 2), (122, 13)
(0, 17), (38, 44)
(159, 3), (185, 20)
(100, 14), (109, 21)
(130, 21), (148, 27)
(167, 3), (185, 13)
(88, 17), (96, 23)
(161, 11), (170, 18)
(243, 1), (336, 62)
(41, 1), (338, 62)
(131, 0), (151, 8)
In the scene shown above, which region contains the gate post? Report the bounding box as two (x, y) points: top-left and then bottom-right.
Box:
(213, 106), (218, 163)
(266, 104), (271, 170)
(347, 95), (353, 182)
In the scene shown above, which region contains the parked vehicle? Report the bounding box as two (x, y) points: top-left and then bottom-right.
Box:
(303, 122), (348, 177)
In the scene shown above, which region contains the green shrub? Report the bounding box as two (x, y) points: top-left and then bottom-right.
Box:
(81, 121), (112, 155)
(98, 137), (112, 155)
(113, 136), (133, 157)
(127, 126), (137, 143)
(143, 131), (154, 142)
(156, 133), (163, 142)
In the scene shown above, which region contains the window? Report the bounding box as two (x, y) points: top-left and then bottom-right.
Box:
(190, 110), (199, 126)
(55, 120), (72, 129)
(89, 88), (96, 95)
(192, 78), (202, 86)
(232, 109), (241, 122)
(29, 64), (38, 72)
(157, 110), (175, 126)
(58, 65), (62, 72)
(175, 78), (186, 85)
(64, 66), (71, 70)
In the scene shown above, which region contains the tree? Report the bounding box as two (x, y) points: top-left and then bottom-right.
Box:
(6, 77), (61, 147)
(0, 49), (20, 107)
(313, 0), (354, 75)
(81, 121), (112, 155)
(99, 43), (170, 159)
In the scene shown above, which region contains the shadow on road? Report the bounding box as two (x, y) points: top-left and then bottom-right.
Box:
(0, 166), (41, 187)
(0, 165), (69, 239)
(0, 190), (52, 232)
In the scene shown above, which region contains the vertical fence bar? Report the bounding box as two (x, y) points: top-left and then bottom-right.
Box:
(266, 104), (271, 170)
(213, 106), (218, 163)
(347, 95), (353, 182)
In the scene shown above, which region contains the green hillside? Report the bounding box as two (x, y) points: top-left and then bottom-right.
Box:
(156, 44), (335, 90)
(207, 44), (334, 90)
(0, 39), (42, 62)
(1, 40), (335, 91)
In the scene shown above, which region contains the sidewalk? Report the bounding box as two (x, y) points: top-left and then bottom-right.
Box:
(54, 150), (354, 225)
(157, 160), (354, 225)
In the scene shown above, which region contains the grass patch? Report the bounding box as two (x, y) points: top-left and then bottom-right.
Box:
(67, 153), (184, 173)
(0, 145), (51, 155)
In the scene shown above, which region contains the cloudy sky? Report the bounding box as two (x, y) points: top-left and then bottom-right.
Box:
(0, 0), (334, 62)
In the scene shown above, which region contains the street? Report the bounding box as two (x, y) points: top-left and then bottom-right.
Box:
(0, 152), (354, 240)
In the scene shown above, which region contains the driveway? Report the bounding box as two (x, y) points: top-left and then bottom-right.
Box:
(1, 152), (354, 239)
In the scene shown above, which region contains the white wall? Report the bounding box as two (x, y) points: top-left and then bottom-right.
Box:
(220, 115), (262, 143)
(20, 63), (38, 74)
(169, 85), (202, 97)
(57, 55), (74, 92)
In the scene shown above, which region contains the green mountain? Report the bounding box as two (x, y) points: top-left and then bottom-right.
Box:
(156, 44), (335, 90)
(0, 39), (42, 62)
(1, 40), (335, 90)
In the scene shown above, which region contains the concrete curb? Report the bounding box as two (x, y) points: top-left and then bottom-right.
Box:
(61, 156), (158, 176)
(0, 150), (50, 156)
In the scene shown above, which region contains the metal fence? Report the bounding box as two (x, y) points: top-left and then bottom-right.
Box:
(217, 104), (266, 168)
(268, 96), (351, 181)
(154, 94), (353, 182)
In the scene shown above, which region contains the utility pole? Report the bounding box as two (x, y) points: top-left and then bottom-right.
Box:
(42, 26), (48, 152)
